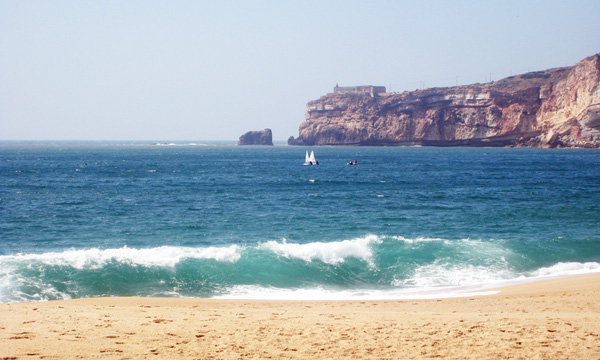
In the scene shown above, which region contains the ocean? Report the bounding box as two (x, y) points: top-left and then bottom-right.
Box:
(1, 142), (599, 303)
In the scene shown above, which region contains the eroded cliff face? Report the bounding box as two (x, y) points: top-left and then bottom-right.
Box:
(288, 54), (600, 147)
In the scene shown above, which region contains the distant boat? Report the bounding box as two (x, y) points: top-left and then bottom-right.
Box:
(304, 150), (318, 165)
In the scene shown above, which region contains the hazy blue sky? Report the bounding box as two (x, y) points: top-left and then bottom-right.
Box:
(2, 1), (599, 141)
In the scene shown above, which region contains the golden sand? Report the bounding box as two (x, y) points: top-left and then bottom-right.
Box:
(2, 274), (600, 359)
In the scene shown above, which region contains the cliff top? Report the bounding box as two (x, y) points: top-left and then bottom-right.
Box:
(316, 54), (599, 103)
(491, 66), (572, 92)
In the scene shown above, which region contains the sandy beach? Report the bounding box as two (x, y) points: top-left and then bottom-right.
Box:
(2, 274), (600, 359)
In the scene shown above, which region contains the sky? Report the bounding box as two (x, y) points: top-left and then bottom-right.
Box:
(1, 1), (599, 141)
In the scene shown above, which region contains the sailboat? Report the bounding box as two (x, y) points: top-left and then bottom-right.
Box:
(304, 150), (318, 165)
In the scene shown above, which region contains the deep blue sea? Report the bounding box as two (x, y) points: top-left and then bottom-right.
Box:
(1, 142), (600, 303)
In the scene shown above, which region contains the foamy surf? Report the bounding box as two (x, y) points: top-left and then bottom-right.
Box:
(213, 284), (500, 301)
(260, 235), (380, 265)
(1, 235), (600, 303)
(0, 245), (242, 269)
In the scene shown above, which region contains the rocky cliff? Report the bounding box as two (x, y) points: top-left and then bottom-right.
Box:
(288, 54), (600, 148)
(238, 129), (273, 145)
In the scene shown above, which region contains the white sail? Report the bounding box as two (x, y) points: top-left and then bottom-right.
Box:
(304, 150), (317, 165)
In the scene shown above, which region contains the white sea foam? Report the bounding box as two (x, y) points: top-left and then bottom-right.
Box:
(217, 261), (600, 301)
(152, 142), (232, 147)
(214, 284), (499, 301)
(0, 267), (73, 303)
(395, 260), (600, 296)
(529, 262), (600, 278)
(395, 263), (517, 288)
(261, 235), (381, 265)
(0, 245), (242, 269)
(389, 235), (447, 244)
(3, 237), (600, 303)
(0, 245), (243, 302)
(393, 238), (518, 288)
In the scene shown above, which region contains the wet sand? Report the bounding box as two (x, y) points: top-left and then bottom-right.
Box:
(2, 274), (600, 359)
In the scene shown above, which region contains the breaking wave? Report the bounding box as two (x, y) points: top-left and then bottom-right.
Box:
(2, 235), (600, 303)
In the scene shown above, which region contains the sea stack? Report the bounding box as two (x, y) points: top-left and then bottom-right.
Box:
(238, 128), (273, 145)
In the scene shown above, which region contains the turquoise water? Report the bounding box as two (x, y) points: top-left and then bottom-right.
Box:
(1, 142), (599, 302)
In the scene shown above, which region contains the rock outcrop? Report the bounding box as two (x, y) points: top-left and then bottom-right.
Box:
(288, 54), (600, 148)
(238, 129), (273, 145)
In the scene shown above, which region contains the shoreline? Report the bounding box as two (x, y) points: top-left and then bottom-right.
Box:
(2, 274), (600, 359)
(209, 269), (600, 301)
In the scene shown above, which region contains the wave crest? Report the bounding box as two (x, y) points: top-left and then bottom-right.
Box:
(1, 245), (242, 269)
(261, 235), (381, 265)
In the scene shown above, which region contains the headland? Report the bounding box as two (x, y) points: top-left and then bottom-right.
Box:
(289, 54), (600, 148)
